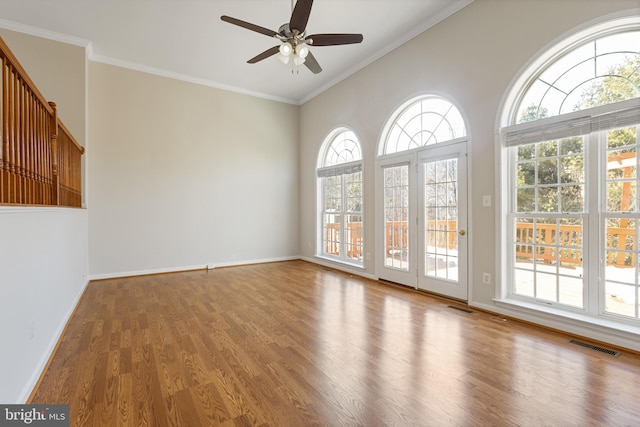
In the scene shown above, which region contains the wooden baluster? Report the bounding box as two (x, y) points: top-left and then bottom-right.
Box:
(14, 69), (20, 203)
(61, 130), (67, 205)
(21, 81), (26, 203)
(35, 95), (40, 204)
(16, 75), (23, 203)
(20, 81), (27, 203)
(49, 102), (58, 206)
(35, 102), (41, 204)
(58, 127), (63, 205)
(25, 88), (31, 203)
(1, 56), (6, 203)
(5, 64), (11, 203)
(29, 90), (36, 204)
(13, 73), (19, 203)
(8, 65), (16, 203)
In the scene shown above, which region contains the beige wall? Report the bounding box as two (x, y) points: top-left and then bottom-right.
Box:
(88, 62), (300, 276)
(298, 0), (639, 302)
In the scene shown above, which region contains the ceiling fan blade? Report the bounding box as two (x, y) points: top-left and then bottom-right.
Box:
(221, 15), (278, 37)
(290, 0), (313, 33)
(304, 51), (322, 74)
(306, 33), (364, 46)
(247, 46), (280, 64)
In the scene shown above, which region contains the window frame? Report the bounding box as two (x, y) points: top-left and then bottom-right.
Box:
(316, 128), (364, 267)
(498, 18), (640, 331)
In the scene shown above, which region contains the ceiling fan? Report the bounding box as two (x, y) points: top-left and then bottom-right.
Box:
(221, 0), (363, 74)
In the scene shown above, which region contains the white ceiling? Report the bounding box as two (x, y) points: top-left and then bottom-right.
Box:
(0, 0), (472, 104)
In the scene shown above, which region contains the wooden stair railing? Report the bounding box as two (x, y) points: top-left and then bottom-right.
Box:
(0, 36), (84, 207)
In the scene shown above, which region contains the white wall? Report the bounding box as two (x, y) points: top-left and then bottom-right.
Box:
(0, 208), (88, 403)
(88, 62), (300, 277)
(0, 31), (88, 403)
(298, 0), (640, 345)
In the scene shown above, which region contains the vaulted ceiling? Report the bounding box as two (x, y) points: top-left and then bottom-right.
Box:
(0, 0), (473, 104)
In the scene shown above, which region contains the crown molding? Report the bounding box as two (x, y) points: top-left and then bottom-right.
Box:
(0, 18), (91, 47)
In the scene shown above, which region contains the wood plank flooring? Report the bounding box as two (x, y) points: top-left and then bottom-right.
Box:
(30, 260), (640, 426)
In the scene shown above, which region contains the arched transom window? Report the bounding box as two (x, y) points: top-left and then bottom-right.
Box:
(380, 96), (466, 155)
(317, 128), (363, 265)
(322, 130), (361, 166)
(515, 29), (640, 123)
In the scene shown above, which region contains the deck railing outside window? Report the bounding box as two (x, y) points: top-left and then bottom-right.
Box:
(324, 220), (634, 270)
(0, 36), (84, 207)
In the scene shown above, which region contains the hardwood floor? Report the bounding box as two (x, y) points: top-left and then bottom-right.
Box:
(31, 260), (640, 426)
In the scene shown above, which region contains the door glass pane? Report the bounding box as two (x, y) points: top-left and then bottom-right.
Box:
(384, 165), (409, 270)
(424, 159), (458, 281)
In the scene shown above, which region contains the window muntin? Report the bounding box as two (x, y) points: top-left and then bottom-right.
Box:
(323, 130), (362, 166)
(516, 137), (585, 213)
(503, 21), (640, 324)
(516, 31), (640, 123)
(381, 96), (466, 155)
(318, 129), (363, 265)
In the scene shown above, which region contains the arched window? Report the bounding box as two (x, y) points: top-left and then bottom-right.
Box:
(317, 128), (363, 265)
(380, 96), (466, 155)
(500, 18), (640, 323)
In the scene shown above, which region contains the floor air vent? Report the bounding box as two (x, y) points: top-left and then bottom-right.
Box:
(447, 305), (474, 314)
(569, 339), (621, 357)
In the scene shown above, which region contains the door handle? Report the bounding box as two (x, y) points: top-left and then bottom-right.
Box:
(459, 229), (466, 236)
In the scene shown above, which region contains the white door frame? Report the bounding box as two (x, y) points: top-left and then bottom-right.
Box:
(376, 139), (469, 301)
(416, 140), (468, 300)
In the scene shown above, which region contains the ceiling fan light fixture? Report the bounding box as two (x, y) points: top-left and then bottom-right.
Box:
(295, 44), (309, 59)
(279, 42), (293, 56)
(278, 54), (290, 64)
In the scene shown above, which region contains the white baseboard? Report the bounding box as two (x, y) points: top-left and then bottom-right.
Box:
(209, 256), (300, 270)
(89, 264), (206, 281)
(18, 277), (90, 403)
(88, 256), (301, 281)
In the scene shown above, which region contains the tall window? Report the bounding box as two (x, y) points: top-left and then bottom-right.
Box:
(501, 20), (640, 324)
(318, 129), (363, 265)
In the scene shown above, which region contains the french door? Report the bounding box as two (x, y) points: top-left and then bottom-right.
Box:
(378, 140), (468, 300)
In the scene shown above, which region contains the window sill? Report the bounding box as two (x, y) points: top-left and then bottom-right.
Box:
(488, 298), (640, 351)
